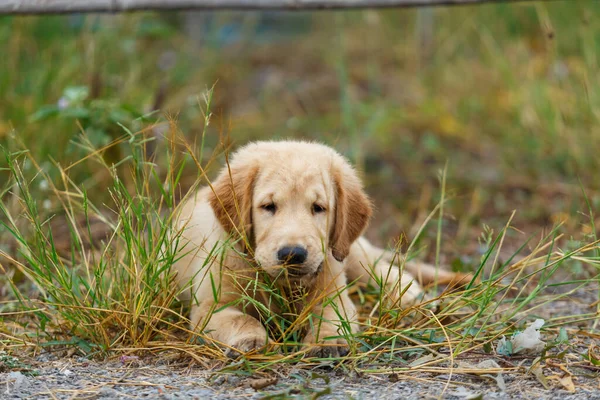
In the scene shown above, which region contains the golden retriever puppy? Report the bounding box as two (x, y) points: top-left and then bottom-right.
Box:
(171, 140), (462, 357)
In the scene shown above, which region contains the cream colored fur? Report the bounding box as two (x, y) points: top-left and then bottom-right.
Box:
(171, 141), (466, 357)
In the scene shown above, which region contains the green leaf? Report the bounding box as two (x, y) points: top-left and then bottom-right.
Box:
(63, 86), (89, 103)
(61, 107), (90, 119)
(557, 327), (568, 344)
(29, 105), (60, 122)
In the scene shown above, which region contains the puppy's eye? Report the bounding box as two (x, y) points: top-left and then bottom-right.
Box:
(261, 203), (277, 213)
(312, 204), (326, 214)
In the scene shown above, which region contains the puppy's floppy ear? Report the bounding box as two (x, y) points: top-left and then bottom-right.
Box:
(330, 164), (373, 262)
(208, 160), (259, 249)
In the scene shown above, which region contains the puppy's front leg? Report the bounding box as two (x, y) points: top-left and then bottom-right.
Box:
(191, 301), (268, 358)
(302, 261), (358, 358)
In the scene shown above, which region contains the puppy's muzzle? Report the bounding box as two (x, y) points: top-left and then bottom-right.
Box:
(277, 246), (307, 265)
(277, 245), (311, 276)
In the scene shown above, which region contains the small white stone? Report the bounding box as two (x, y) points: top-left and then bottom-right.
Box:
(7, 371), (26, 392)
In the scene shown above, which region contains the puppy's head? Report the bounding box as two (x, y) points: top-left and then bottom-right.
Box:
(208, 141), (372, 280)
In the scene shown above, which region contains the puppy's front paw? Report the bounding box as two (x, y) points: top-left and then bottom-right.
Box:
(225, 334), (268, 358)
(303, 331), (349, 358)
(305, 342), (349, 358)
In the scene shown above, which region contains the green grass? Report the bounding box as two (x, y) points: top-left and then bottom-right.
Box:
(1, 1), (600, 390)
(1, 114), (598, 374)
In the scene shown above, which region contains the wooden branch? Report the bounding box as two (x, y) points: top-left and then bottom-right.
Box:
(0, 0), (554, 14)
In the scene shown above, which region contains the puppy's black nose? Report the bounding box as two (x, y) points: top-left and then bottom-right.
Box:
(277, 246), (308, 265)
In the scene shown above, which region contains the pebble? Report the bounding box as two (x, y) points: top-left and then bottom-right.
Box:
(2, 361), (600, 400)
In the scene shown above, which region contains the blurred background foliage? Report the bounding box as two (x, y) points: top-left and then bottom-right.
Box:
(1, 2), (599, 270)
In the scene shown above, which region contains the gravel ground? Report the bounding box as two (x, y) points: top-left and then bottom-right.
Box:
(2, 354), (599, 400)
(2, 284), (597, 399)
